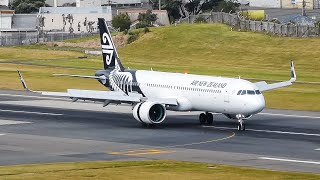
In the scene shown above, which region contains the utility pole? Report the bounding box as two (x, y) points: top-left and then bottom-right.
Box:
(302, 0), (306, 16)
(159, 0), (161, 10)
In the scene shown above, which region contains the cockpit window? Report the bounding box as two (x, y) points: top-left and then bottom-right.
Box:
(255, 90), (261, 94)
(247, 90), (255, 95)
(237, 90), (242, 95)
(241, 90), (246, 95)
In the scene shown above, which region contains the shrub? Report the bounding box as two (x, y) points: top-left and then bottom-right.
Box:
(127, 33), (138, 44)
(127, 30), (140, 44)
(112, 13), (131, 31)
(144, 27), (150, 33)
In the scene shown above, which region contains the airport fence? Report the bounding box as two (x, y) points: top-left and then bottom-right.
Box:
(180, 12), (320, 37)
(0, 31), (99, 46)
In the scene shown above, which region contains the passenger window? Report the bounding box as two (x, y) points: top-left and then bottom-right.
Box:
(237, 90), (242, 95)
(255, 90), (261, 94)
(247, 90), (255, 95)
(241, 90), (246, 95)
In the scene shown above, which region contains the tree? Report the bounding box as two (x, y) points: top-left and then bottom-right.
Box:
(136, 10), (157, 28)
(153, 0), (183, 23)
(201, 0), (239, 13)
(10, 0), (46, 14)
(185, 0), (202, 15)
(112, 13), (131, 31)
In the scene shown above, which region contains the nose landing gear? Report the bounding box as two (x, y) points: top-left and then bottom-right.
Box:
(199, 112), (213, 125)
(236, 114), (246, 131)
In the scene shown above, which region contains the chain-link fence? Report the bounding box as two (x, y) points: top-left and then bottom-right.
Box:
(180, 12), (320, 37)
(0, 32), (99, 46)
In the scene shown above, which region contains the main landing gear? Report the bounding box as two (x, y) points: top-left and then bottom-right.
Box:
(199, 112), (213, 125)
(236, 114), (246, 131)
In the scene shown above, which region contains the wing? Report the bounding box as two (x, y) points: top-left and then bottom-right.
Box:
(254, 61), (296, 92)
(17, 71), (178, 106)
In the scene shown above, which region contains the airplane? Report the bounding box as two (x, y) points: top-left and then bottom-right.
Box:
(18, 18), (296, 131)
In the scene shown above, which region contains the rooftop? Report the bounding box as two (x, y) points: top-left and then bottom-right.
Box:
(39, 6), (111, 14)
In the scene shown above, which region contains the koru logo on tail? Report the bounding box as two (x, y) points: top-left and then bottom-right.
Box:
(102, 32), (114, 65)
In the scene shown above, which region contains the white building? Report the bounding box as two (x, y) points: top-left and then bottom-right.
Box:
(0, 0), (8, 6)
(76, 0), (101, 7)
(240, 0), (316, 9)
(38, 7), (112, 33)
(0, 10), (14, 29)
(45, 0), (144, 7)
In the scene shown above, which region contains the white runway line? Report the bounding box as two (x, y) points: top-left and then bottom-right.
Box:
(0, 109), (63, 116)
(0, 120), (32, 126)
(259, 157), (320, 165)
(0, 93), (65, 101)
(0, 134), (5, 136)
(259, 112), (320, 119)
(315, 149), (320, 151)
(203, 126), (320, 137)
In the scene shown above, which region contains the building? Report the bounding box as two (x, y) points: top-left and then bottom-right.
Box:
(117, 9), (170, 26)
(45, 0), (146, 7)
(0, 0), (8, 6)
(0, 9), (14, 29)
(240, 0), (317, 9)
(38, 6), (112, 33)
(282, 0), (313, 9)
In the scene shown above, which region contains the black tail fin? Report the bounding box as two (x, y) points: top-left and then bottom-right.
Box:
(97, 18), (124, 71)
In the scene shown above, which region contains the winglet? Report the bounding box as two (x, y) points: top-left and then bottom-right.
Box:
(290, 61), (296, 82)
(17, 70), (29, 91)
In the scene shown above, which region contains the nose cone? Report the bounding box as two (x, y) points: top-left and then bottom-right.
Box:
(251, 95), (265, 114)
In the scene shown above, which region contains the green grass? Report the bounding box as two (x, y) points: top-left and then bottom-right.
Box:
(0, 160), (318, 179)
(62, 34), (99, 43)
(0, 64), (104, 91)
(0, 24), (319, 111)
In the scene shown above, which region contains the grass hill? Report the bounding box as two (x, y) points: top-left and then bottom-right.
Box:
(0, 24), (319, 111)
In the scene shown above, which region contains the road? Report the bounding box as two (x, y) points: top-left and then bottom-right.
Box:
(0, 90), (319, 173)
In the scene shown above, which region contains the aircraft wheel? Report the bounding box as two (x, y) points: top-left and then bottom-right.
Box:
(206, 113), (213, 125)
(199, 113), (206, 125)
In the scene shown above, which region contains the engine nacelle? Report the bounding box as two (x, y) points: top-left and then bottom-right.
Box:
(133, 102), (166, 124)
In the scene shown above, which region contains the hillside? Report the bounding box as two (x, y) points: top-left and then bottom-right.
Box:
(0, 24), (319, 111)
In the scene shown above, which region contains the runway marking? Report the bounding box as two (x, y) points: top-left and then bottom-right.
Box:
(0, 109), (63, 116)
(203, 126), (320, 137)
(259, 157), (320, 165)
(164, 131), (236, 148)
(0, 134), (5, 136)
(108, 131), (235, 156)
(0, 93), (65, 101)
(259, 112), (320, 119)
(109, 149), (175, 156)
(0, 120), (32, 126)
(315, 148), (320, 151)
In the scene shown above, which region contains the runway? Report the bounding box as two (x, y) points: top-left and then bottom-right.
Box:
(0, 90), (319, 173)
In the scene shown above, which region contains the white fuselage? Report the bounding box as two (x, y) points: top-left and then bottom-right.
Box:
(135, 70), (265, 116)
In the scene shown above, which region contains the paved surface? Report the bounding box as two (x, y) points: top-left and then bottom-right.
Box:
(0, 90), (319, 173)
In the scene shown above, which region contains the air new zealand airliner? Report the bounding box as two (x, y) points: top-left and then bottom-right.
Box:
(18, 18), (297, 131)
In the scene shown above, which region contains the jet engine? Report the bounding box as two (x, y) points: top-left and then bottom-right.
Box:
(133, 102), (166, 124)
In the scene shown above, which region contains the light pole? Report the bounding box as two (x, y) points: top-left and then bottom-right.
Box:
(159, 0), (161, 10)
(302, 0), (306, 16)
